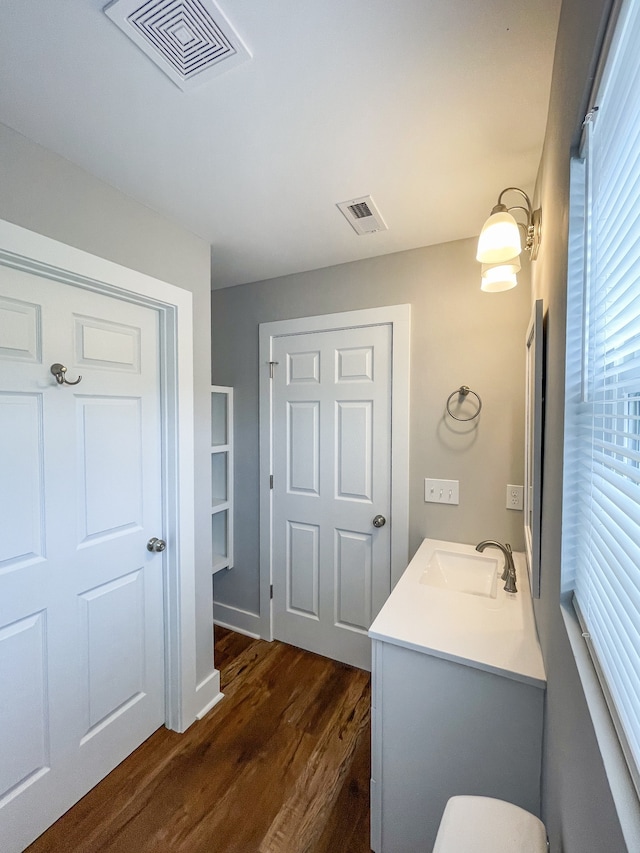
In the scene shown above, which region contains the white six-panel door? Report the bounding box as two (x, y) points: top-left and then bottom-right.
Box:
(0, 266), (165, 852)
(271, 324), (392, 670)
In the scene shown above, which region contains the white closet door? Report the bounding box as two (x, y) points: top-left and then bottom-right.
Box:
(272, 324), (392, 670)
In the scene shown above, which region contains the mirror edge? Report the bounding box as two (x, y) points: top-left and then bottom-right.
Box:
(524, 298), (545, 598)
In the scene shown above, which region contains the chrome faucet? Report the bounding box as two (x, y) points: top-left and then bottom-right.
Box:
(475, 539), (517, 593)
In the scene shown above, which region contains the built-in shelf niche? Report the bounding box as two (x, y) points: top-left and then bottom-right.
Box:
(212, 510), (229, 574)
(211, 385), (233, 574)
(211, 451), (229, 508)
(211, 390), (229, 447)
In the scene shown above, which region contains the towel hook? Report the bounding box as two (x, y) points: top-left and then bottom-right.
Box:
(50, 363), (82, 386)
(446, 385), (482, 421)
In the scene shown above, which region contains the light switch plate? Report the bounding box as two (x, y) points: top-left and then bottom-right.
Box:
(425, 478), (459, 505)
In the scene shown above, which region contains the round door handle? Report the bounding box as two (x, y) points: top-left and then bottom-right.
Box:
(147, 537), (167, 552)
(372, 515), (386, 528)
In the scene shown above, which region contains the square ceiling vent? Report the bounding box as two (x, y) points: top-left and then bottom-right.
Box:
(104, 0), (251, 90)
(336, 196), (388, 235)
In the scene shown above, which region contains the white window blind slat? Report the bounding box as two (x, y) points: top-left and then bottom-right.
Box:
(592, 452), (640, 486)
(597, 145), (640, 237)
(562, 0), (640, 797)
(590, 598), (640, 715)
(587, 512), (640, 610)
(597, 156), (640, 240)
(593, 273), (640, 324)
(587, 593), (640, 734)
(596, 44), (640, 156)
(584, 551), (640, 724)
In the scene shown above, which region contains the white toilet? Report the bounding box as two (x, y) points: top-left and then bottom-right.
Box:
(432, 795), (548, 853)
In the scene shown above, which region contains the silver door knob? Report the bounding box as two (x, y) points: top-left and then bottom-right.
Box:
(147, 537), (166, 552)
(372, 515), (386, 528)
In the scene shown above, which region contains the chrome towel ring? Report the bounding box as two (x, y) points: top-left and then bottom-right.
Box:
(446, 385), (482, 421)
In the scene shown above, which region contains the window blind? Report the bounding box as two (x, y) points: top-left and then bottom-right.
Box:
(562, 0), (640, 794)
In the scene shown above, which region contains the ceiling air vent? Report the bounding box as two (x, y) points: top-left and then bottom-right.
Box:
(336, 196), (388, 235)
(104, 0), (251, 91)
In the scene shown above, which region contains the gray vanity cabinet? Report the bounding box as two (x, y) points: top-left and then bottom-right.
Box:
(370, 638), (545, 853)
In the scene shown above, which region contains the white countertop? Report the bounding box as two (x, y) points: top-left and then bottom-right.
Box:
(369, 538), (546, 688)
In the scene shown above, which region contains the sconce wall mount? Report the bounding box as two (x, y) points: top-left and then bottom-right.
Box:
(476, 187), (541, 292)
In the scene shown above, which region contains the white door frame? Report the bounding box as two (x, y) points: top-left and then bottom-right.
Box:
(0, 219), (197, 733)
(259, 305), (411, 642)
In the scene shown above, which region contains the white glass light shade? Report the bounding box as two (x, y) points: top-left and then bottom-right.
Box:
(476, 210), (522, 263)
(480, 260), (520, 293)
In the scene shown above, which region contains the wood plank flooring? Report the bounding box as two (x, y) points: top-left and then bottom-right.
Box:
(26, 628), (372, 853)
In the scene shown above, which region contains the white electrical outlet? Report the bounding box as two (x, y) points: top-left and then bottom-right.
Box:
(425, 478), (459, 505)
(507, 484), (524, 511)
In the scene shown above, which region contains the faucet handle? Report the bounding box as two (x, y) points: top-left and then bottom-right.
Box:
(501, 543), (513, 580)
(502, 543), (518, 593)
(504, 573), (518, 594)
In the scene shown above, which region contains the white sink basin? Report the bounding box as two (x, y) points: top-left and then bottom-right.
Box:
(419, 549), (500, 598)
(369, 539), (546, 688)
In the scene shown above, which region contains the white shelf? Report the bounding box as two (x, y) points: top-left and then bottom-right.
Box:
(211, 389), (229, 446)
(211, 451), (228, 505)
(212, 553), (231, 575)
(211, 386), (233, 574)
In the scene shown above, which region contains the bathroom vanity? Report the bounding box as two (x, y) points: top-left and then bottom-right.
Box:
(368, 538), (546, 853)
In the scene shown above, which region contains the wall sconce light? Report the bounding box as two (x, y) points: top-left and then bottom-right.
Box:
(476, 187), (541, 292)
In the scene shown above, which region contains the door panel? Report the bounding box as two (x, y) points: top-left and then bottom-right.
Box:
(0, 295), (41, 361)
(79, 568), (146, 735)
(336, 400), (373, 500)
(287, 349), (320, 383)
(0, 392), (44, 565)
(78, 397), (143, 538)
(75, 315), (141, 369)
(287, 521), (320, 617)
(288, 401), (320, 494)
(0, 264), (165, 852)
(335, 528), (373, 631)
(336, 345), (373, 382)
(0, 612), (49, 798)
(272, 324), (391, 669)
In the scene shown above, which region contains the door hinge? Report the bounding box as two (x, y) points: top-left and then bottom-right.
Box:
(270, 584), (273, 600)
(270, 474), (274, 489)
(269, 361), (279, 379)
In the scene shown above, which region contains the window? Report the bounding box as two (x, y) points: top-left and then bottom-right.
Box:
(562, 0), (640, 796)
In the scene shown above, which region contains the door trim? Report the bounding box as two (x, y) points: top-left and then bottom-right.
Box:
(0, 219), (197, 733)
(259, 305), (411, 642)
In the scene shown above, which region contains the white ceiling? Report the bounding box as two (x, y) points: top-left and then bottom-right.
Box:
(0, 0), (561, 289)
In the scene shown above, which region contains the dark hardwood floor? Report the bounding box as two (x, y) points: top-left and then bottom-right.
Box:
(26, 627), (372, 853)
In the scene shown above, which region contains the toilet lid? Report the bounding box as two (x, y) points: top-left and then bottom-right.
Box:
(432, 796), (548, 853)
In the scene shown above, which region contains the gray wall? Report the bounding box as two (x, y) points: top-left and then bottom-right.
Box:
(212, 238), (530, 620)
(0, 122), (215, 688)
(531, 0), (629, 849)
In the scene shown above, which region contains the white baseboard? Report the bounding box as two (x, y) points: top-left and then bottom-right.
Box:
(194, 669), (223, 720)
(213, 601), (264, 638)
(214, 618), (261, 640)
